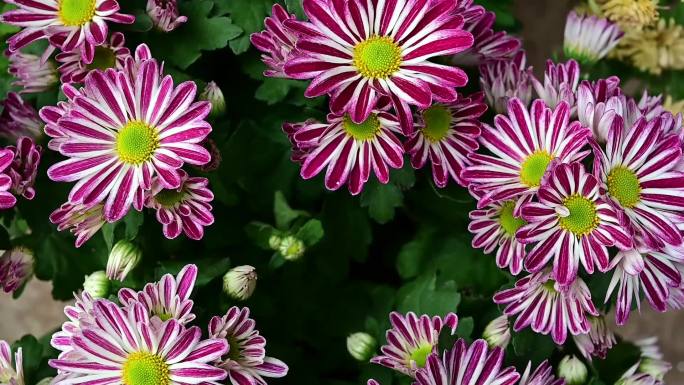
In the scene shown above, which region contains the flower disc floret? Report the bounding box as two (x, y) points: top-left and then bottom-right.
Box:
(607, 166), (641, 208)
(353, 36), (402, 79)
(520, 151), (553, 187)
(558, 195), (599, 236)
(122, 352), (170, 385)
(421, 106), (452, 142)
(499, 201), (526, 236)
(58, 0), (97, 26)
(342, 115), (381, 140)
(116, 121), (159, 164)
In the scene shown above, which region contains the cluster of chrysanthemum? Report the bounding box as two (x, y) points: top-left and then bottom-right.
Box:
(469, 49), (684, 357)
(0, 0), (222, 246)
(39, 264), (288, 385)
(252, 0), (520, 194)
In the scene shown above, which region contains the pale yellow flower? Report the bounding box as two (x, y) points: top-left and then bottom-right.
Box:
(597, 0), (659, 30)
(613, 19), (684, 75)
(664, 95), (684, 114)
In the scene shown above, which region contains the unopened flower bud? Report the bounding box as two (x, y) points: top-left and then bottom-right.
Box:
(279, 236), (305, 261)
(0, 247), (34, 293)
(36, 378), (53, 385)
(106, 240), (142, 281)
(483, 315), (511, 349)
(83, 271), (110, 299)
(558, 355), (588, 385)
(347, 332), (376, 361)
(201, 81), (226, 118)
(223, 265), (257, 301)
(268, 234), (282, 250)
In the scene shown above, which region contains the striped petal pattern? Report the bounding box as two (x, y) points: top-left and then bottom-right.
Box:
(0, 339), (23, 385)
(6, 51), (58, 94)
(0, 92), (44, 141)
(250, 4), (300, 78)
(531, 60), (580, 110)
(479, 50), (533, 114)
(56, 31), (130, 83)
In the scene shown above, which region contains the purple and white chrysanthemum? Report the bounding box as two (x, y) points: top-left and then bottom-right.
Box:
(572, 315), (616, 360)
(0, 0), (135, 64)
(56, 31), (130, 83)
(462, 98), (591, 209)
(532, 60), (581, 110)
(479, 51), (533, 114)
(0, 339), (23, 385)
(605, 246), (684, 325)
(49, 299), (228, 385)
(406, 92), (486, 187)
(576, 77), (634, 143)
(50, 291), (96, 357)
(286, 105), (404, 195)
(594, 113), (684, 248)
(39, 83), (82, 152)
(7, 137), (42, 200)
(49, 202), (106, 247)
(45, 46), (212, 222)
(0, 92), (43, 141)
(251, 4), (300, 78)
(518, 162), (632, 285)
(494, 270), (599, 344)
(0, 149), (18, 210)
(637, 91), (666, 121)
(414, 339), (520, 385)
(518, 360), (565, 385)
(144, 170), (214, 240)
(0, 247), (34, 294)
(118, 264), (198, 325)
(209, 306), (289, 385)
(468, 196), (528, 275)
(6, 51), (58, 94)
(283, 0), (473, 132)
(564, 11), (623, 64)
(371, 311), (458, 377)
(452, 1), (521, 65)
(147, 0), (187, 32)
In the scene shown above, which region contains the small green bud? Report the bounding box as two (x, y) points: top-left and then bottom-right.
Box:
(83, 271), (110, 299)
(346, 332), (376, 361)
(483, 315), (511, 349)
(268, 234), (283, 250)
(106, 240), (142, 281)
(223, 265), (257, 301)
(200, 81), (226, 118)
(558, 355), (588, 385)
(279, 236), (305, 261)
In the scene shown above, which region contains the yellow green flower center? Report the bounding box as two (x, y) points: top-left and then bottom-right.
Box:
(353, 35), (402, 79)
(499, 201), (526, 237)
(558, 194), (599, 236)
(421, 105), (452, 142)
(122, 352), (170, 385)
(87, 46), (117, 71)
(116, 121), (159, 164)
(58, 0), (97, 26)
(342, 115), (381, 141)
(409, 343), (433, 368)
(154, 188), (186, 208)
(227, 336), (243, 361)
(157, 312), (174, 321)
(542, 280), (558, 292)
(520, 151), (553, 187)
(607, 166), (641, 208)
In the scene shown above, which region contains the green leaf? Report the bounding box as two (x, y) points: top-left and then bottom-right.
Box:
(101, 222), (116, 250)
(455, 317), (474, 339)
(274, 191), (308, 230)
(222, 0), (273, 54)
(245, 221), (279, 249)
(295, 219), (324, 246)
(12, 335), (43, 383)
(123, 210), (144, 240)
(147, 0), (242, 69)
(255, 78), (305, 105)
(511, 328), (556, 365)
(397, 272), (461, 316)
(396, 228), (435, 279)
(285, 0), (306, 19)
(360, 181), (404, 224)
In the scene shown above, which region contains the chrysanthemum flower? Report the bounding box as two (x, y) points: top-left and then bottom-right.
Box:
(462, 98), (591, 209)
(209, 306), (289, 385)
(594, 113), (684, 248)
(518, 162), (632, 285)
(7, 137), (42, 200)
(518, 360), (564, 385)
(406, 92), (486, 187)
(637, 91), (665, 120)
(0, 339), (23, 385)
(613, 19), (684, 75)
(371, 311), (458, 377)
(468, 197), (528, 275)
(452, 1), (521, 65)
(0, 247), (34, 294)
(598, 0), (659, 31)
(45, 50), (212, 222)
(50, 291), (96, 357)
(572, 315), (616, 360)
(106, 240), (141, 281)
(564, 11), (623, 64)
(50, 299), (228, 385)
(147, 0), (187, 32)
(6, 51), (58, 94)
(223, 265), (257, 301)
(493, 270), (598, 344)
(605, 246), (684, 325)
(0, 0), (135, 64)
(286, 105), (404, 195)
(0, 92), (43, 141)
(49, 202), (106, 247)
(118, 264), (198, 325)
(532, 60), (580, 110)
(663, 95), (684, 115)
(83, 270), (110, 298)
(251, 4), (300, 78)
(479, 51), (533, 114)
(576, 77), (634, 143)
(482, 315), (511, 349)
(414, 339), (520, 385)
(284, 0), (473, 132)
(0, 149), (18, 210)
(56, 31), (130, 83)
(145, 171), (214, 240)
